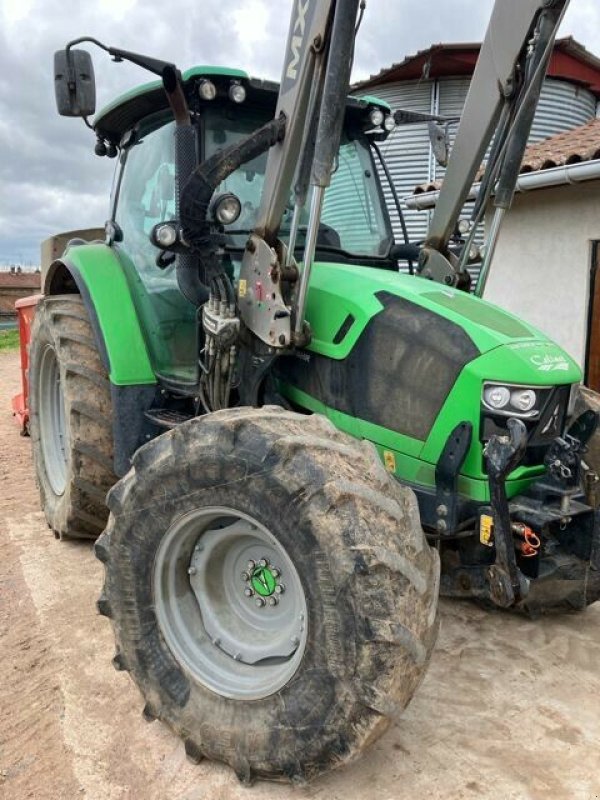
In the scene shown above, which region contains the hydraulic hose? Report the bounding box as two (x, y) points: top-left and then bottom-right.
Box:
(179, 115), (286, 301)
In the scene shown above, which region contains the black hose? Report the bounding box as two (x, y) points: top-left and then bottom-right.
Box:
(179, 115), (286, 302)
(371, 141), (413, 273)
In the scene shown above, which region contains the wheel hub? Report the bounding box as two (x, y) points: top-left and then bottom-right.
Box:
(242, 558), (285, 606)
(153, 506), (308, 700)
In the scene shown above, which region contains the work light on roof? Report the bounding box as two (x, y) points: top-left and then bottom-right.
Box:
(198, 79), (217, 101)
(229, 81), (246, 104)
(368, 107), (384, 127)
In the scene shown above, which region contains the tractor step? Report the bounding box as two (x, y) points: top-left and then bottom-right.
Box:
(145, 409), (194, 429)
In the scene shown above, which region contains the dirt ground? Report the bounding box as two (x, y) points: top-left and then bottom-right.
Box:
(1, 349), (600, 800)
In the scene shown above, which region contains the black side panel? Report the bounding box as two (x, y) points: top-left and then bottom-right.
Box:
(111, 385), (158, 476)
(279, 290), (480, 441)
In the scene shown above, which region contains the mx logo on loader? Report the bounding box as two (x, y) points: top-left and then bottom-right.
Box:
(285, 0), (310, 83)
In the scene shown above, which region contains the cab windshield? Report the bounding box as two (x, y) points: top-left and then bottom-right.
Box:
(203, 108), (393, 260)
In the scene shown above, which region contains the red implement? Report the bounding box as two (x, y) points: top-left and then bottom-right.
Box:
(11, 294), (42, 435)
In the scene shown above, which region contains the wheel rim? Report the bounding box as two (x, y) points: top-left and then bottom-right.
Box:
(39, 344), (69, 496)
(153, 506), (308, 700)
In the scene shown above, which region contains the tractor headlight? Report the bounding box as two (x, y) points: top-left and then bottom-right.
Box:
(210, 192), (242, 226)
(154, 223), (178, 248)
(383, 114), (395, 132)
(482, 383), (540, 417)
(483, 385), (510, 410)
(369, 107), (385, 127)
(198, 79), (217, 101)
(510, 388), (537, 413)
(228, 81), (246, 104)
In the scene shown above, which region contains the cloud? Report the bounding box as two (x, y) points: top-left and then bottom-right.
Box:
(1, 0), (598, 265)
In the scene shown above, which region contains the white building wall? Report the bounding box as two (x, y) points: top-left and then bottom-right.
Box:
(483, 181), (600, 367)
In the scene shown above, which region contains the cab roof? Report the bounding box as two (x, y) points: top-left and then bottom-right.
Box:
(93, 65), (391, 144)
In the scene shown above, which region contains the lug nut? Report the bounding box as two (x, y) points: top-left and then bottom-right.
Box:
(188, 566), (197, 576)
(271, 568), (280, 578)
(268, 596), (279, 606)
(258, 558), (268, 568)
(255, 597), (266, 608)
(247, 560), (255, 571)
(275, 583), (285, 594)
(241, 571), (250, 582)
(244, 588), (254, 597)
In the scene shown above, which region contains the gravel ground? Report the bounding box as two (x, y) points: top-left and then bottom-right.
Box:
(1, 349), (600, 800)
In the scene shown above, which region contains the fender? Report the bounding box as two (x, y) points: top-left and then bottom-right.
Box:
(45, 242), (155, 385)
(45, 242), (157, 475)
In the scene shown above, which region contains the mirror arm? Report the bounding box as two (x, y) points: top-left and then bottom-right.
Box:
(65, 37), (177, 81)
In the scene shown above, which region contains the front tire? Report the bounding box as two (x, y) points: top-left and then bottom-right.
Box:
(96, 406), (439, 783)
(29, 294), (117, 539)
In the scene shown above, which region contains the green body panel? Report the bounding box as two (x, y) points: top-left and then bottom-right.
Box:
(357, 94), (391, 111)
(279, 261), (581, 502)
(62, 243), (156, 386)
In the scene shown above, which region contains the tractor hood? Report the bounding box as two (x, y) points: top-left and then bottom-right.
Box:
(303, 261), (580, 379)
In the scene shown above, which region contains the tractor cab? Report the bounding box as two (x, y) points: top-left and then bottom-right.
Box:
(93, 68), (396, 384)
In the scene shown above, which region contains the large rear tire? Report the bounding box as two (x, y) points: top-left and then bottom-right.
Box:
(29, 294), (117, 539)
(95, 406), (440, 783)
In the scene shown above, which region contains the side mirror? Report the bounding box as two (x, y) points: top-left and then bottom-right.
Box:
(428, 121), (451, 168)
(54, 49), (96, 117)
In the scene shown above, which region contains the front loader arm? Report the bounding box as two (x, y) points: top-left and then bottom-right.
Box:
(419, 0), (569, 286)
(238, 0), (361, 348)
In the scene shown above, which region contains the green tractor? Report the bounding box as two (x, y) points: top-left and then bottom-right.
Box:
(27, 0), (598, 784)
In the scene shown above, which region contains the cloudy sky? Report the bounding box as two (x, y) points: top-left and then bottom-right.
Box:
(1, 0), (599, 265)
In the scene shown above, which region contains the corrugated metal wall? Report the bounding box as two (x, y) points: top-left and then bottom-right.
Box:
(357, 77), (597, 248)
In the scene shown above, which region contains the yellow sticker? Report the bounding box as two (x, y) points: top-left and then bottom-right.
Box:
(480, 514), (494, 547)
(238, 279), (247, 298)
(383, 450), (396, 473)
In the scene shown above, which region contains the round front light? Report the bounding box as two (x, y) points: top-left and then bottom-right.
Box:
(229, 82), (246, 104)
(154, 223), (178, 248)
(212, 193), (242, 226)
(510, 389), (537, 413)
(198, 79), (217, 101)
(369, 107), (385, 127)
(483, 385), (510, 410)
(383, 114), (395, 132)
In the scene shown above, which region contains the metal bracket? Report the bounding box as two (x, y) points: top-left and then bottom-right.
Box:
(435, 422), (472, 534)
(238, 235), (292, 348)
(484, 418), (530, 607)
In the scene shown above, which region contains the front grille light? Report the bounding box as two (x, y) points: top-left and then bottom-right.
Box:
(482, 383), (540, 419)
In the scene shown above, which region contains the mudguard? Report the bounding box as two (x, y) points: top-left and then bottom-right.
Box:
(45, 242), (157, 475)
(45, 242), (155, 385)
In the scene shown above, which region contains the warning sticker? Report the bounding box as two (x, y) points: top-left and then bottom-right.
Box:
(480, 514), (494, 547)
(383, 450), (396, 473)
(238, 279), (247, 298)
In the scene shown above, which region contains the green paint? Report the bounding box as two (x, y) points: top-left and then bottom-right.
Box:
(251, 566), (277, 597)
(62, 243), (156, 386)
(277, 260), (581, 500)
(355, 94), (391, 112)
(420, 289), (534, 338)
